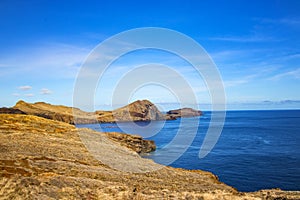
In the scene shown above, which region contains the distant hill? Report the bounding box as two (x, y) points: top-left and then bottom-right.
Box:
(6, 100), (202, 124)
(12, 100), (165, 124)
(13, 100), (96, 124)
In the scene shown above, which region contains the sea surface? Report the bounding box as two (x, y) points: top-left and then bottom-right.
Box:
(76, 110), (300, 192)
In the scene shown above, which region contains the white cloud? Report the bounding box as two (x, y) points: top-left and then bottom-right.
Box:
(18, 85), (32, 91)
(269, 68), (300, 81)
(40, 88), (52, 95)
(12, 93), (20, 96)
(24, 93), (34, 97)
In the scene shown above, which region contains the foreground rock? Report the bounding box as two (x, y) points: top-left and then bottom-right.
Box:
(105, 132), (156, 153)
(0, 114), (299, 199)
(166, 108), (203, 119)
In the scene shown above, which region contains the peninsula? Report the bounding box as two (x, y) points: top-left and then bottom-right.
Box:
(7, 100), (202, 124)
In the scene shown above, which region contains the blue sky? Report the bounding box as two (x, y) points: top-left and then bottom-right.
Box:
(1, 0), (300, 110)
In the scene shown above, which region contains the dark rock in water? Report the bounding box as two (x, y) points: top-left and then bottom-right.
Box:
(0, 107), (26, 114)
(166, 108), (202, 119)
(105, 132), (156, 153)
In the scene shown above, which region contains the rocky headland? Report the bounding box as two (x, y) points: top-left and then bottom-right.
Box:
(95, 100), (165, 123)
(11, 100), (202, 124)
(1, 113), (299, 199)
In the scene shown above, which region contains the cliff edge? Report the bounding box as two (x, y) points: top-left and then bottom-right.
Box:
(0, 114), (299, 199)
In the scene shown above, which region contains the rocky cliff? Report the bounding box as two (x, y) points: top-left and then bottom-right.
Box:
(11, 100), (166, 124)
(111, 100), (165, 122)
(1, 114), (299, 199)
(105, 132), (156, 153)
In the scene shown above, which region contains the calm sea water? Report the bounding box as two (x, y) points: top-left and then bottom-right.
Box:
(77, 110), (300, 192)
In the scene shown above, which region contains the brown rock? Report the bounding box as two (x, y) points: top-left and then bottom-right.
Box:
(0, 107), (26, 114)
(96, 100), (165, 123)
(105, 132), (156, 153)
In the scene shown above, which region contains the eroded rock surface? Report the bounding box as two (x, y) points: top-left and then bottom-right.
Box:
(0, 107), (25, 114)
(96, 100), (165, 123)
(105, 132), (156, 153)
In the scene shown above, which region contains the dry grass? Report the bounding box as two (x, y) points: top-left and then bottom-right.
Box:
(0, 114), (299, 199)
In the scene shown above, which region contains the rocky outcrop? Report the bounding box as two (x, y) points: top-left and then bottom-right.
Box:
(0, 107), (26, 114)
(1, 114), (299, 199)
(166, 108), (202, 119)
(105, 132), (156, 153)
(95, 100), (166, 123)
(111, 100), (165, 122)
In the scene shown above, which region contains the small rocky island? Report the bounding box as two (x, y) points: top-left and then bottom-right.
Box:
(0, 100), (299, 199)
(166, 108), (203, 119)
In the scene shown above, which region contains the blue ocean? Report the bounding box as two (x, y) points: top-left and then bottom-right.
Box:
(77, 110), (300, 192)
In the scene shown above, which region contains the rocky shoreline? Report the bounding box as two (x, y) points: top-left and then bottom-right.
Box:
(0, 101), (299, 199)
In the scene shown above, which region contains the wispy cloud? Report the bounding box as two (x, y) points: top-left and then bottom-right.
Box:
(0, 42), (91, 79)
(40, 88), (52, 95)
(224, 74), (259, 88)
(18, 85), (32, 91)
(12, 93), (20, 97)
(259, 18), (300, 27)
(24, 93), (34, 97)
(0, 64), (10, 68)
(268, 68), (300, 81)
(209, 35), (275, 43)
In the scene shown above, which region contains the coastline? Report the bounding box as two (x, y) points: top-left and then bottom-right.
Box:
(1, 113), (299, 199)
(0, 100), (299, 199)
